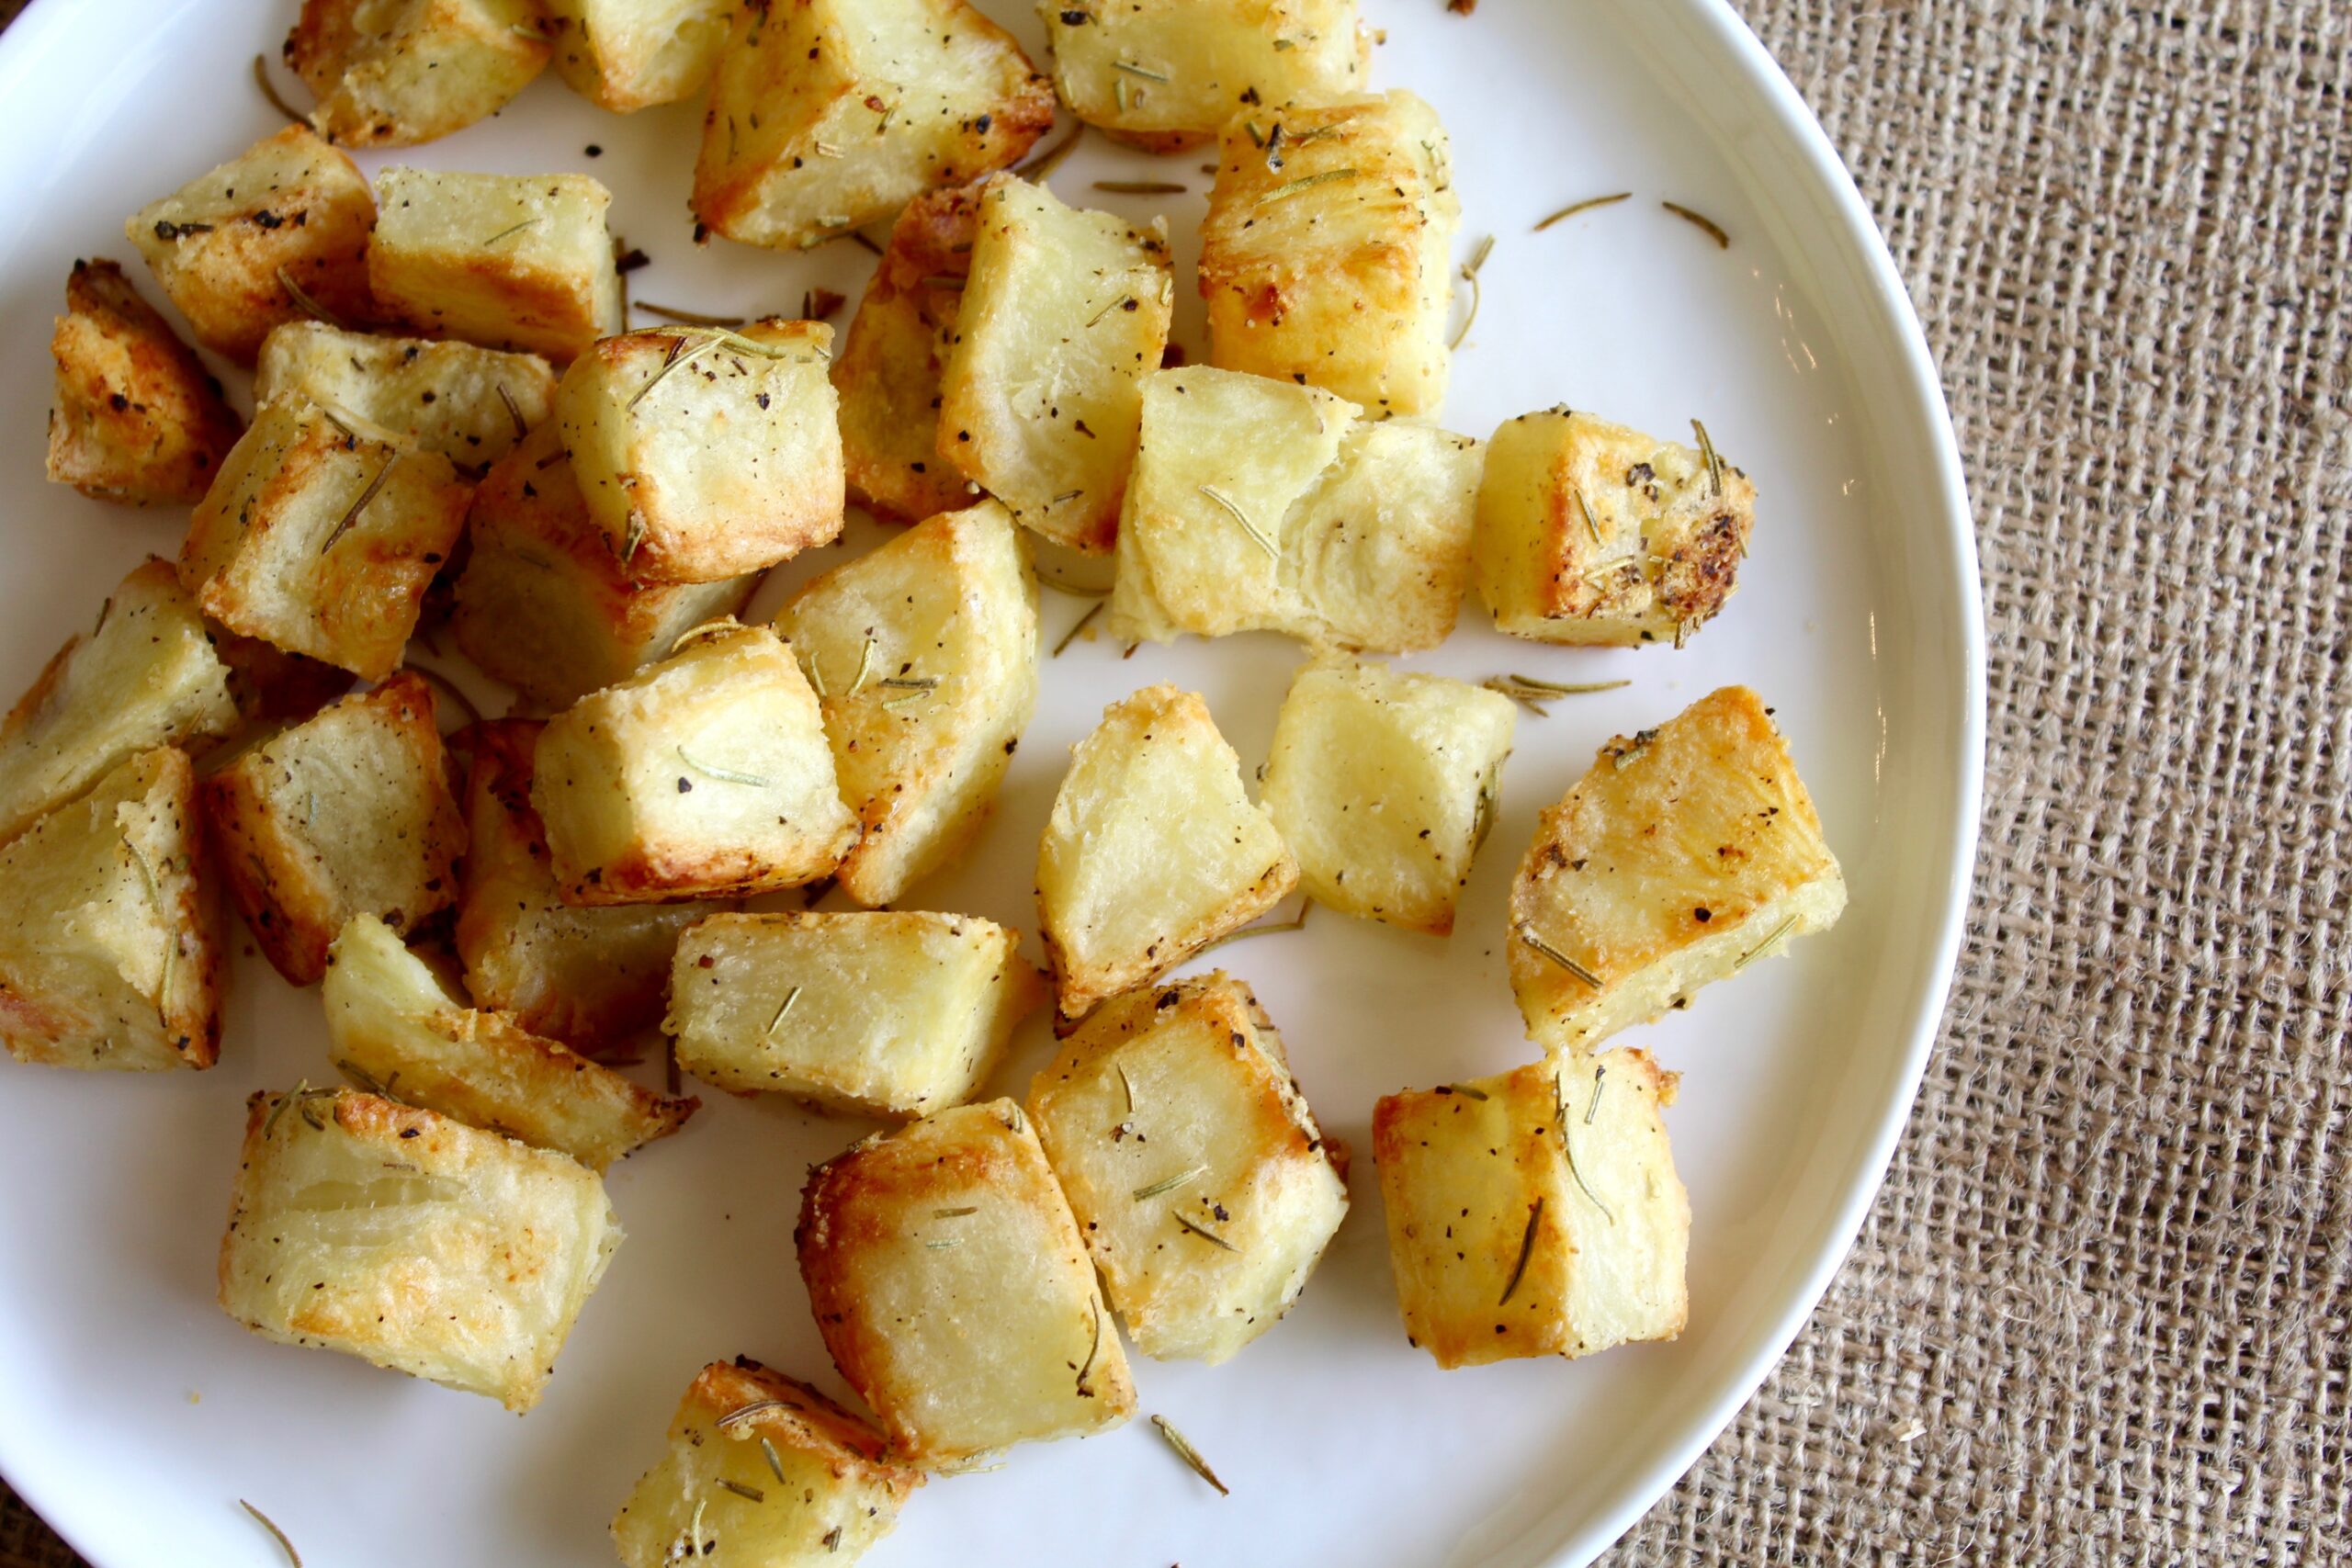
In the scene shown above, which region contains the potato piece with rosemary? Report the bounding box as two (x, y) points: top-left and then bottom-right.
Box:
(1041, 0), (1370, 152)
(368, 167), (623, 362)
(666, 910), (1044, 1118)
(1474, 407), (1758, 648)
(0, 749), (222, 1071)
(558, 321), (842, 584)
(936, 175), (1174, 554)
(202, 672), (465, 987)
(45, 258), (243, 504)
(545, 0), (732, 113)
(286, 0), (550, 148)
(0, 558), (237, 846)
(1106, 366), (1481, 650)
(612, 1358), (922, 1568)
(691, 0), (1054, 251)
(217, 1087), (621, 1412)
(797, 1100), (1136, 1468)
(1037, 683), (1297, 1019)
(1510, 686), (1846, 1051)
(532, 620), (855, 905)
(1373, 1050), (1688, 1369)
(180, 397), (470, 682)
(1199, 90), (1457, 417)
(1027, 972), (1347, 1364)
(774, 501), (1038, 906)
(254, 321), (556, 469)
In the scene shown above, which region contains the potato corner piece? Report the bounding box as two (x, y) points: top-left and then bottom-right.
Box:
(936, 176), (1173, 554)
(1509, 687), (1845, 1051)
(126, 125), (377, 367)
(1041, 0), (1370, 152)
(1038, 684), (1296, 1019)
(1474, 407), (1758, 648)
(775, 501), (1038, 906)
(691, 0), (1053, 251)
(1201, 90), (1457, 416)
(203, 672), (465, 987)
(547, 0), (732, 113)
(0, 749), (222, 1071)
(532, 621), (855, 904)
(1373, 1052), (1687, 1369)
(613, 1359), (921, 1568)
(1106, 366), (1480, 650)
(797, 1100), (1135, 1468)
(369, 168), (622, 361)
(218, 1088), (621, 1411)
(0, 558), (236, 846)
(558, 321), (842, 584)
(1027, 973), (1347, 1364)
(255, 321), (556, 469)
(667, 910), (1044, 1118)
(45, 258), (243, 505)
(287, 0), (550, 147)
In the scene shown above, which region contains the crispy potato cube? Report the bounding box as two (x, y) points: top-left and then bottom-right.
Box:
(1373, 1051), (1688, 1368)
(613, 1359), (922, 1568)
(1510, 686), (1846, 1050)
(0, 558), (237, 846)
(1106, 366), (1480, 649)
(667, 910), (1045, 1118)
(1474, 407), (1758, 647)
(202, 672), (465, 987)
(937, 176), (1173, 553)
(126, 125), (377, 367)
(181, 398), (470, 681)
(325, 914), (696, 1169)
(691, 0), (1054, 251)
(533, 621), (855, 904)
(45, 258), (243, 504)
(1027, 973), (1346, 1363)
(558, 321), (842, 584)
(1037, 684), (1296, 1018)
(797, 1100), (1136, 1468)
(0, 750), (222, 1071)
(1200, 91), (1456, 416)
(831, 184), (983, 524)
(774, 502), (1038, 906)
(369, 167), (623, 361)
(1041, 0), (1369, 152)
(254, 321), (556, 469)
(1260, 657), (1515, 933)
(457, 720), (725, 1053)
(287, 0), (550, 148)
(217, 1087), (621, 1410)
(547, 0), (732, 112)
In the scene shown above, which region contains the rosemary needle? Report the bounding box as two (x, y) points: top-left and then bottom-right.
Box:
(1451, 233), (1495, 350)
(1095, 179), (1190, 195)
(1198, 484), (1278, 558)
(1173, 1212), (1238, 1251)
(1534, 191), (1631, 231)
(319, 454), (398, 556)
(495, 382), (527, 439)
(1053, 601), (1104, 657)
(276, 266), (345, 328)
(1016, 123), (1085, 181)
(718, 1479), (765, 1503)
(766, 987), (802, 1035)
(1517, 924), (1600, 987)
(1133, 1166), (1206, 1201)
(252, 56), (304, 124)
(240, 1500), (303, 1567)
(1151, 1415), (1231, 1496)
(1499, 1196), (1544, 1305)
(761, 1437), (786, 1483)
(1691, 417), (1725, 498)
(1662, 200), (1731, 249)
(1076, 1298), (1103, 1394)
(1734, 914), (1800, 970)
(676, 745), (775, 787)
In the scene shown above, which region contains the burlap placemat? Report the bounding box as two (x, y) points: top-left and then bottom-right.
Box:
(6, 1), (2347, 1563)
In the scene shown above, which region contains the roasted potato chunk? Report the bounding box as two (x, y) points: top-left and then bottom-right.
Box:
(1474, 407), (1758, 647)
(1373, 1051), (1688, 1368)
(203, 672), (466, 987)
(254, 321), (556, 469)
(937, 175), (1172, 553)
(532, 621), (855, 904)
(1200, 91), (1456, 416)
(181, 397), (470, 681)
(1510, 686), (1846, 1050)
(1041, 0), (1369, 152)
(218, 1087), (621, 1411)
(775, 501), (1038, 906)
(691, 0), (1054, 251)
(1027, 973), (1346, 1363)
(546, 0), (732, 112)
(613, 1359), (922, 1568)
(1038, 684), (1297, 1018)
(667, 910), (1045, 1118)
(1106, 366), (1480, 649)
(0, 749), (222, 1071)
(369, 167), (623, 361)
(0, 558), (236, 846)
(286, 0), (551, 148)
(558, 321), (842, 584)
(45, 258), (243, 504)
(797, 1100), (1136, 1468)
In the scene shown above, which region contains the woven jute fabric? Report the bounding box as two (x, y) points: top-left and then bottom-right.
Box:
(6, 0), (2349, 1563)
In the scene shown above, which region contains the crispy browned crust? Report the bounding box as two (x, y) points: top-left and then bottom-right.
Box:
(559, 837), (843, 906)
(286, 0), (551, 148)
(684, 1358), (922, 1494)
(46, 259), (243, 504)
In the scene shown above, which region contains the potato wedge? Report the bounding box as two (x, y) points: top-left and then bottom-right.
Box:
(1040, 0), (1369, 152)
(369, 167), (623, 361)
(546, 0), (732, 113)
(45, 258), (243, 504)
(254, 321), (556, 469)
(286, 0), (551, 148)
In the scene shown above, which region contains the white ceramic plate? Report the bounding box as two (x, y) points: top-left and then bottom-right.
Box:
(0, 1), (1980, 1563)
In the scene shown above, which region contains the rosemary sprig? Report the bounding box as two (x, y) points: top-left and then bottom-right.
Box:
(878, 676), (939, 691)
(1499, 1196), (1544, 1305)
(252, 56), (304, 123)
(627, 332), (710, 412)
(1198, 484), (1278, 558)
(1517, 924), (1600, 987)
(716, 1400), (789, 1433)
(1586, 1065), (1607, 1125)
(1662, 200), (1730, 249)
(1095, 179), (1188, 195)
(1133, 1166), (1206, 1201)
(766, 987), (802, 1036)
(718, 1479), (765, 1502)
(1076, 1298), (1102, 1395)
(1016, 123), (1085, 181)
(1450, 233), (1494, 351)
(1195, 900), (1310, 956)
(1691, 417), (1724, 498)
(1112, 59), (1170, 82)
(1534, 191), (1631, 231)
(320, 454), (397, 556)
(760, 1438), (786, 1483)
(1053, 602), (1104, 658)
(240, 1500), (303, 1567)
(495, 382), (527, 440)
(1151, 1415), (1230, 1496)
(848, 637), (876, 694)
(1734, 914), (1799, 971)
(1173, 1212), (1238, 1251)
(636, 300), (744, 327)
(1481, 674), (1630, 716)
(676, 746), (775, 787)
(1555, 1068), (1614, 1223)
(1265, 167), (1357, 201)
(276, 266), (345, 328)
(260, 1078), (309, 1141)
(481, 218), (542, 247)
